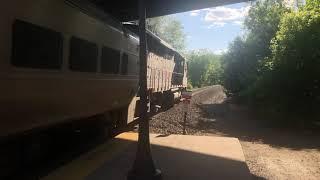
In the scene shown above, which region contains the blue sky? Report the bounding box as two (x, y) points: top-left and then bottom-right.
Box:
(172, 2), (251, 54)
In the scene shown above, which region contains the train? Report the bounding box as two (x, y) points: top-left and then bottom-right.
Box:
(0, 0), (187, 177)
(0, 0), (187, 141)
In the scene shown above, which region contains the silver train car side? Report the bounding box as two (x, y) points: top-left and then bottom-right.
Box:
(0, 0), (140, 138)
(0, 0), (187, 139)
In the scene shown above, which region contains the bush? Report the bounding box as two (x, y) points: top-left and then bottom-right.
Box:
(187, 50), (223, 87)
(187, 82), (193, 90)
(265, 0), (320, 119)
(222, 0), (320, 125)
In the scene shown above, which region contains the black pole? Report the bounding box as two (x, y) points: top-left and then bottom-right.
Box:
(183, 112), (187, 135)
(127, 0), (161, 179)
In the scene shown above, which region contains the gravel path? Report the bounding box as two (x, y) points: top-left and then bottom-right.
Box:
(150, 85), (320, 179)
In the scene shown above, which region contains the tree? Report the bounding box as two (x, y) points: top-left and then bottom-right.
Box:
(222, 0), (320, 124)
(223, 37), (259, 94)
(187, 50), (222, 87)
(264, 0), (320, 117)
(223, 0), (288, 95)
(147, 16), (186, 52)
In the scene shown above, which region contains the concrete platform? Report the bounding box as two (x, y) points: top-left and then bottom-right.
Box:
(43, 133), (251, 180)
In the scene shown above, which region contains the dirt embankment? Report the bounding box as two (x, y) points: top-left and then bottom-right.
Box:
(150, 85), (320, 180)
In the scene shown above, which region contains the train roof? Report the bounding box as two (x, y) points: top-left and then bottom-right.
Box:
(66, 0), (185, 59)
(89, 0), (250, 22)
(124, 24), (179, 59)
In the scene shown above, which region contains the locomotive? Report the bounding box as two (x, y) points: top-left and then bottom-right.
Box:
(0, 0), (187, 139)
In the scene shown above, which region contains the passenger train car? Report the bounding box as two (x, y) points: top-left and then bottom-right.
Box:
(1, 0), (187, 177)
(1, 0), (141, 139)
(0, 0), (187, 139)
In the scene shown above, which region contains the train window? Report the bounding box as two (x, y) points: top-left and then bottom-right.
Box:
(12, 20), (63, 69)
(121, 53), (128, 75)
(69, 37), (98, 72)
(101, 46), (120, 74)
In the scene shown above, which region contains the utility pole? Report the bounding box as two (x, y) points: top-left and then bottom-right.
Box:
(127, 0), (162, 179)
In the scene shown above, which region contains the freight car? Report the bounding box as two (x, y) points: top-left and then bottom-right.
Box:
(125, 24), (187, 118)
(0, 0), (186, 140)
(146, 30), (187, 112)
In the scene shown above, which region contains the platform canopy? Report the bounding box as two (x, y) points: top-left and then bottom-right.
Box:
(89, 0), (251, 22)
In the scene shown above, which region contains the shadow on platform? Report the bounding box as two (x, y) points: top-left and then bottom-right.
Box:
(86, 135), (253, 180)
(43, 133), (263, 180)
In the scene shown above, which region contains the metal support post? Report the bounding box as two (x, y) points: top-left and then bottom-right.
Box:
(127, 0), (162, 179)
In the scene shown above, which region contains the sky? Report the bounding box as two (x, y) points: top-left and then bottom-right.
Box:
(172, 2), (252, 54)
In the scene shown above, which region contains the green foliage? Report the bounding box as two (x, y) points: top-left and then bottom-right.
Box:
(187, 50), (223, 87)
(223, 0), (288, 95)
(223, 37), (260, 94)
(222, 0), (320, 124)
(265, 0), (320, 116)
(187, 82), (193, 90)
(147, 16), (186, 52)
(304, 0), (320, 11)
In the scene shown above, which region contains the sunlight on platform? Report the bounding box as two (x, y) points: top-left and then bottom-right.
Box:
(43, 133), (251, 180)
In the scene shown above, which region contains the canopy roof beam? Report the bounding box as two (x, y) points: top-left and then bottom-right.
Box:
(90, 0), (251, 21)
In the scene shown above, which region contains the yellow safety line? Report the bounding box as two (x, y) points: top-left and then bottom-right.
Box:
(42, 132), (138, 180)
